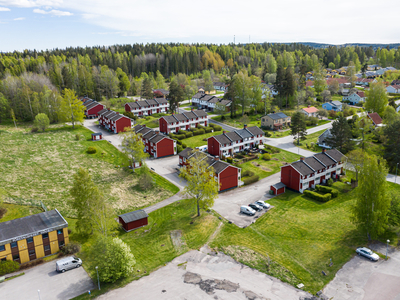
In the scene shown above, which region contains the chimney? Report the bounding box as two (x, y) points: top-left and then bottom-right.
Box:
(215, 156), (219, 161)
(223, 131), (226, 134)
(191, 108), (194, 112)
(308, 105), (310, 108)
(155, 130), (159, 134)
(117, 112), (119, 114)
(244, 124), (247, 129)
(300, 157), (305, 161)
(322, 148), (326, 153)
(143, 125), (146, 128)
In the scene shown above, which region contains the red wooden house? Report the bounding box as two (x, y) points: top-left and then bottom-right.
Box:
(159, 109), (208, 134)
(125, 98), (169, 116)
(91, 132), (102, 141)
(207, 125), (264, 158)
(81, 98), (105, 118)
(98, 109), (134, 133)
(118, 210), (148, 232)
(134, 125), (176, 158)
(178, 147), (241, 192)
(280, 149), (344, 193)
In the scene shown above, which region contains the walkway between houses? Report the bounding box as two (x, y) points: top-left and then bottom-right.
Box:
(143, 192), (185, 214)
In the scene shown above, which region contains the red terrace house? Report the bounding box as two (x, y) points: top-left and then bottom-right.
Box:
(98, 109), (134, 133)
(125, 98), (169, 117)
(178, 147), (241, 192)
(118, 210), (148, 232)
(134, 124), (176, 158)
(281, 149), (344, 193)
(207, 125), (264, 158)
(159, 109), (208, 134)
(81, 98), (105, 118)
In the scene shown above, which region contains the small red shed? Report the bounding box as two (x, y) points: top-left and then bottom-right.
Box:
(91, 132), (103, 141)
(118, 209), (148, 232)
(271, 182), (286, 195)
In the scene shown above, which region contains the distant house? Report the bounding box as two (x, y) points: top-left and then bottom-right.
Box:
(91, 132), (103, 141)
(153, 89), (169, 98)
(305, 81), (314, 88)
(391, 80), (400, 86)
(98, 109), (134, 133)
(386, 85), (400, 94)
(261, 112), (291, 130)
(376, 67), (397, 76)
(191, 92), (231, 112)
(178, 147), (241, 192)
(125, 98), (169, 116)
(356, 78), (374, 86)
(207, 125), (264, 158)
(317, 129), (332, 148)
(159, 109), (208, 134)
(261, 83), (278, 96)
(322, 101), (342, 111)
(342, 91), (366, 105)
(367, 112), (383, 127)
(280, 149), (345, 193)
(213, 82), (228, 92)
(301, 106), (319, 117)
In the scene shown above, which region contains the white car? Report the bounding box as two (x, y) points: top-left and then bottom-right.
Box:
(356, 247), (379, 261)
(255, 201), (271, 209)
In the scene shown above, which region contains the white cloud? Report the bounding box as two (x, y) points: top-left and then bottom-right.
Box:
(0, 0), (62, 8)
(13, 17), (24, 20)
(0, 6), (10, 11)
(33, 8), (72, 16)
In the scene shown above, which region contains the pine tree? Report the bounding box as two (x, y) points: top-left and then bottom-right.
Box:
(290, 112), (307, 145)
(326, 116), (354, 153)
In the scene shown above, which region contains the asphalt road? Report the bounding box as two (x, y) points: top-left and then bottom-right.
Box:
(0, 258), (94, 300)
(324, 243), (400, 300)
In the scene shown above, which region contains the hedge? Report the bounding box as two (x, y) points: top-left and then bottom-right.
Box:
(193, 129), (205, 136)
(176, 140), (182, 145)
(209, 124), (222, 131)
(264, 145), (280, 153)
(304, 190), (332, 202)
(0, 260), (19, 276)
(184, 131), (193, 138)
(243, 175), (260, 185)
(315, 185), (339, 198)
(226, 157), (233, 163)
(205, 127), (213, 133)
(175, 134), (186, 140)
(177, 145), (183, 153)
(242, 170), (255, 177)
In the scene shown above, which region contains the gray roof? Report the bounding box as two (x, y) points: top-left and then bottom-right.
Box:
(127, 102), (140, 109)
(0, 209), (67, 246)
(212, 133), (232, 145)
(137, 101), (150, 108)
(182, 111), (197, 119)
(272, 182), (286, 189)
(146, 99), (158, 106)
(304, 157), (325, 171)
(266, 112), (288, 120)
(314, 152), (336, 166)
(326, 149), (344, 162)
(118, 210), (148, 223)
(291, 161), (314, 176)
(235, 128), (253, 139)
(92, 132), (102, 136)
(98, 108), (108, 115)
(162, 115), (177, 124)
(193, 110), (208, 117)
(246, 126), (264, 136)
(178, 147), (194, 159)
(210, 160), (229, 173)
(148, 134), (167, 144)
(225, 131), (242, 142)
(155, 98), (168, 104)
(331, 101), (342, 106)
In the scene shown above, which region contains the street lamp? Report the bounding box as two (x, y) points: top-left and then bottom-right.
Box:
(395, 163), (399, 184)
(386, 240), (390, 260)
(96, 266), (100, 290)
(38, 290), (41, 300)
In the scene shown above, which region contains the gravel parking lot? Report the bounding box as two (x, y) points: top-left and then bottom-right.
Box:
(0, 258), (95, 300)
(323, 243), (400, 300)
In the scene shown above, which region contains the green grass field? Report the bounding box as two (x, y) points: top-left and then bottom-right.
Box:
(0, 203), (43, 222)
(210, 181), (400, 294)
(181, 131), (223, 148)
(295, 129), (326, 152)
(0, 125), (176, 217)
(70, 198), (220, 299)
(238, 147), (302, 179)
(136, 116), (159, 128)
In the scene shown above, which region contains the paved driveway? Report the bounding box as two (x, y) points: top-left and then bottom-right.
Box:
(83, 119), (124, 151)
(0, 258), (94, 300)
(323, 243), (400, 300)
(98, 246), (312, 300)
(214, 173), (281, 227)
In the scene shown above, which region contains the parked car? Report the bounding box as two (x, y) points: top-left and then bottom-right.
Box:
(56, 256), (82, 273)
(240, 205), (256, 216)
(255, 201), (271, 209)
(248, 203), (262, 211)
(356, 247), (379, 261)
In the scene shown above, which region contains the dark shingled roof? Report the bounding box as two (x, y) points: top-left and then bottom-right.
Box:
(92, 132), (102, 136)
(246, 126), (264, 136)
(173, 114), (188, 122)
(304, 157), (325, 171)
(225, 131), (242, 142)
(291, 161), (314, 176)
(137, 100), (150, 108)
(266, 112), (288, 120)
(192, 92), (204, 98)
(0, 209), (67, 246)
(210, 160), (229, 173)
(235, 128), (253, 139)
(182, 111), (197, 119)
(143, 130), (156, 140)
(148, 134), (167, 144)
(98, 108), (108, 115)
(155, 98), (168, 104)
(146, 99), (158, 106)
(193, 110), (208, 117)
(118, 210), (148, 223)
(162, 115), (177, 124)
(272, 182), (286, 189)
(127, 102), (140, 109)
(212, 134), (232, 145)
(178, 147), (194, 159)
(325, 149), (344, 162)
(83, 99), (95, 107)
(314, 152), (336, 166)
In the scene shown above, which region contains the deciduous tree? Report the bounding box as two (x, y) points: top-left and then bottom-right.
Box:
(179, 150), (219, 217)
(383, 119), (400, 172)
(352, 153), (390, 240)
(58, 89), (85, 129)
(365, 82), (388, 116)
(121, 128), (149, 171)
(168, 79), (184, 113)
(33, 113), (50, 132)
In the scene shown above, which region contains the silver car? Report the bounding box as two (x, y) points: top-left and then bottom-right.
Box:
(356, 247), (379, 261)
(255, 201), (271, 209)
(56, 256), (82, 273)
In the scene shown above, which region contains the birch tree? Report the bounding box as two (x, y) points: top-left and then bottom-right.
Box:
(58, 89), (85, 129)
(120, 128), (149, 171)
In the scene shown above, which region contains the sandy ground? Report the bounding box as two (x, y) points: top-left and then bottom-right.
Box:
(97, 246), (313, 300)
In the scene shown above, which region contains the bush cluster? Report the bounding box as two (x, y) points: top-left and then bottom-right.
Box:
(209, 123), (222, 131)
(205, 127), (213, 133)
(304, 190), (332, 202)
(87, 146), (97, 154)
(177, 145), (183, 153)
(123, 111), (138, 120)
(315, 185), (339, 198)
(226, 157), (233, 163)
(243, 175), (260, 185)
(264, 145), (280, 153)
(60, 242), (81, 255)
(262, 153), (271, 161)
(242, 170), (255, 177)
(193, 129), (205, 136)
(0, 260), (19, 276)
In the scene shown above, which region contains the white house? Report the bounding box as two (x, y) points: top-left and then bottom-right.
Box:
(301, 106), (319, 117)
(386, 85), (400, 94)
(261, 83), (278, 97)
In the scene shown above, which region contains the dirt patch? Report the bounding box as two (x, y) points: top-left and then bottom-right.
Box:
(260, 166), (272, 172)
(183, 272), (239, 295)
(170, 230), (186, 252)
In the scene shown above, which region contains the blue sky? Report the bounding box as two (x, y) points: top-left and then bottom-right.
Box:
(1, 0), (400, 52)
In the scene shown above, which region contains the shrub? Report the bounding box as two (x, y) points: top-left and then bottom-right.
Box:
(213, 125), (222, 131)
(242, 170), (255, 177)
(221, 115), (226, 121)
(315, 185), (339, 198)
(177, 145), (183, 153)
(87, 146), (97, 154)
(264, 131), (272, 137)
(243, 175), (260, 185)
(176, 140), (182, 145)
(193, 129), (205, 136)
(123, 111), (135, 119)
(0, 260), (20, 276)
(31, 127), (39, 133)
(235, 154), (244, 159)
(60, 242), (81, 255)
(304, 190), (332, 202)
(205, 127), (213, 133)
(328, 110), (337, 119)
(175, 134), (186, 140)
(145, 116), (151, 120)
(184, 131), (193, 138)
(182, 143), (187, 149)
(197, 124), (205, 129)
(75, 134), (80, 141)
(265, 145), (280, 153)
(262, 153), (271, 161)
(19, 259), (43, 270)
(327, 178), (333, 186)
(226, 157), (233, 163)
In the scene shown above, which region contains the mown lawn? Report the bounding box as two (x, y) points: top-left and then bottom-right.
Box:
(0, 125), (177, 217)
(136, 116), (159, 128)
(70, 198), (220, 299)
(238, 147), (302, 179)
(181, 131), (223, 148)
(0, 203), (43, 222)
(295, 129), (326, 152)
